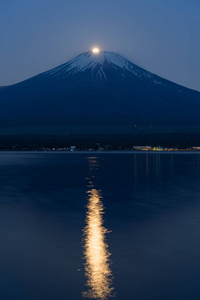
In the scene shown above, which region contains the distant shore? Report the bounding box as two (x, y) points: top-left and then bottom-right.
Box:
(1, 149), (200, 153)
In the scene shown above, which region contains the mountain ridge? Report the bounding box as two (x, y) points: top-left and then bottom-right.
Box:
(2, 51), (199, 94)
(0, 50), (200, 137)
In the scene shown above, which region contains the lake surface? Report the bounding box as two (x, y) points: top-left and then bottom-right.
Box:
(1, 152), (200, 299)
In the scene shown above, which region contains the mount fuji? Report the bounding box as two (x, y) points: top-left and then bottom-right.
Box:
(0, 50), (200, 139)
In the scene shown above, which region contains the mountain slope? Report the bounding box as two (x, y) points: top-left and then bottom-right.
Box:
(0, 51), (200, 134)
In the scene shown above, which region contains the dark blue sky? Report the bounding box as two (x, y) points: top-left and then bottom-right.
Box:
(0, 0), (199, 91)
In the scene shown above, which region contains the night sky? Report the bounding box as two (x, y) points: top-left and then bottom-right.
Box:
(0, 0), (199, 91)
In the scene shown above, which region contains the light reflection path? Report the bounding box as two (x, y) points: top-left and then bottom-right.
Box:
(82, 179), (114, 299)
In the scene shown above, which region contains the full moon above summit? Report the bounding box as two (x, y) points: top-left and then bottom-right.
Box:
(92, 48), (100, 54)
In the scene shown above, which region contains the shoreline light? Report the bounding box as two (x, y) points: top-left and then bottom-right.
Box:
(92, 48), (100, 54)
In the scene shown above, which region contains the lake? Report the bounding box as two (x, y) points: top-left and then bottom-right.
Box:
(1, 152), (200, 300)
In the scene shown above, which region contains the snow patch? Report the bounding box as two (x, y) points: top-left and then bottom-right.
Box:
(44, 51), (156, 82)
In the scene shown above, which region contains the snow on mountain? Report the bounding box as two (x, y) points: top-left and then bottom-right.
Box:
(43, 51), (162, 84)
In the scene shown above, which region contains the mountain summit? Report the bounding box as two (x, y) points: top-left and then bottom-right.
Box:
(41, 51), (170, 86)
(43, 51), (158, 83)
(0, 50), (200, 137)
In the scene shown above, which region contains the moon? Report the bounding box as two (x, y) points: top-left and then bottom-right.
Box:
(92, 48), (100, 54)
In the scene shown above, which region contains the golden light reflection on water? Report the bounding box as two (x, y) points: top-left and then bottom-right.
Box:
(82, 188), (114, 299)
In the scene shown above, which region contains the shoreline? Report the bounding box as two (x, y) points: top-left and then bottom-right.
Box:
(0, 150), (200, 154)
